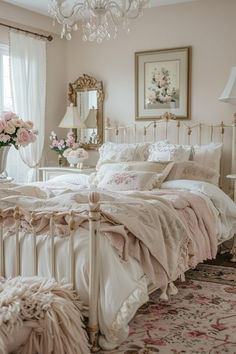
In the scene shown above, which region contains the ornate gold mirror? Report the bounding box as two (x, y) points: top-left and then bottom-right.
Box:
(68, 74), (104, 150)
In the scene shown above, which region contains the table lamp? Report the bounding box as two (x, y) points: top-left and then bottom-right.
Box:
(59, 103), (86, 141)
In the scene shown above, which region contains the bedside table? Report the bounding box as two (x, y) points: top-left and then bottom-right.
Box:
(0, 177), (13, 183)
(227, 174), (236, 202)
(39, 167), (96, 182)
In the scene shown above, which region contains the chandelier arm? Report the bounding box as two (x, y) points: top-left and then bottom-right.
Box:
(54, 2), (84, 21)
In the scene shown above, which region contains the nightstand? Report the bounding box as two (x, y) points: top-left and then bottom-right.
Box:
(227, 174), (236, 202)
(0, 177), (13, 183)
(39, 166), (96, 182)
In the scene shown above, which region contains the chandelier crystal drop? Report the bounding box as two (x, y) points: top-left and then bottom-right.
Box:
(48, 0), (149, 43)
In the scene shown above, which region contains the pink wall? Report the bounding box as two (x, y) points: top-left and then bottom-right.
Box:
(65, 0), (236, 183)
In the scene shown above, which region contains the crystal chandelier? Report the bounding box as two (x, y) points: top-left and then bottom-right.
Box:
(48, 0), (149, 43)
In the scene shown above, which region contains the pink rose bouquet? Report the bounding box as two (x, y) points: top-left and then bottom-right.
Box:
(49, 131), (82, 157)
(0, 111), (38, 149)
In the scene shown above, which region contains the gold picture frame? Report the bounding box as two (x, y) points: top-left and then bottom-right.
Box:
(135, 47), (191, 120)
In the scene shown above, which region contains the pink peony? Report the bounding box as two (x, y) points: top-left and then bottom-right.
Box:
(0, 119), (6, 133)
(24, 120), (34, 130)
(16, 128), (30, 147)
(11, 119), (23, 127)
(1, 111), (18, 121)
(5, 121), (16, 135)
(0, 133), (10, 143)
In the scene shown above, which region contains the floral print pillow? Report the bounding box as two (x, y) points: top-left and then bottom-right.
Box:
(97, 171), (161, 191)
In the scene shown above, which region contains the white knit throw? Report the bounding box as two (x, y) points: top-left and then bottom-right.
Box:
(0, 277), (90, 354)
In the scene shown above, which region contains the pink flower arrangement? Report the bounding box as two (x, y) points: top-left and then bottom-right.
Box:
(63, 148), (88, 159)
(0, 111), (38, 149)
(49, 131), (83, 157)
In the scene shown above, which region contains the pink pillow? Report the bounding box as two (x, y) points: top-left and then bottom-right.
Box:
(166, 161), (219, 185)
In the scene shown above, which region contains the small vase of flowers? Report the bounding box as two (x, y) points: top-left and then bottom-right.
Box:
(49, 131), (88, 168)
(0, 111), (38, 176)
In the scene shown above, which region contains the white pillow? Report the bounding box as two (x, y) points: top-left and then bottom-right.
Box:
(148, 141), (192, 162)
(96, 142), (151, 169)
(47, 173), (89, 185)
(193, 142), (222, 172)
(97, 171), (160, 191)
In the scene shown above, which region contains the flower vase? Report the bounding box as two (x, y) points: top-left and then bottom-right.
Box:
(58, 155), (67, 167)
(0, 146), (10, 176)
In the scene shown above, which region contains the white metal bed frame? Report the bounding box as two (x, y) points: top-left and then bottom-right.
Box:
(0, 114), (236, 352)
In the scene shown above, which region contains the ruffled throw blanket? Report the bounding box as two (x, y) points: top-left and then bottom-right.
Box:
(0, 277), (90, 354)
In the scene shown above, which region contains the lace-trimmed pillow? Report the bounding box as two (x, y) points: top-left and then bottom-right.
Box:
(97, 142), (151, 169)
(166, 161), (220, 185)
(148, 141), (192, 162)
(97, 171), (162, 191)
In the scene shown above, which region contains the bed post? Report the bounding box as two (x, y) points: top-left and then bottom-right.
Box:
(230, 114), (236, 262)
(88, 192), (101, 352)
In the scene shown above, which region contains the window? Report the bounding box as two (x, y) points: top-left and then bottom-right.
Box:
(0, 44), (13, 112)
(0, 43), (30, 183)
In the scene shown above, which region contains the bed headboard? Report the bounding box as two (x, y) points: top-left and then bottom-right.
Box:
(104, 113), (236, 195)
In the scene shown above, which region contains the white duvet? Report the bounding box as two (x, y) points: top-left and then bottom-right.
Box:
(1, 177), (236, 349)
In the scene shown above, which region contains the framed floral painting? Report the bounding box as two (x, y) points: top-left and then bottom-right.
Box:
(135, 47), (190, 120)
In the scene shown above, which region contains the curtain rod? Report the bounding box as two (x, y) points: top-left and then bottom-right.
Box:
(0, 22), (53, 41)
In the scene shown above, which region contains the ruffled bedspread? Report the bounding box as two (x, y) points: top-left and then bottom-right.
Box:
(0, 183), (217, 287)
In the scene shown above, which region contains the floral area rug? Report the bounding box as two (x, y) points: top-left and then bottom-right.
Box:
(101, 267), (236, 354)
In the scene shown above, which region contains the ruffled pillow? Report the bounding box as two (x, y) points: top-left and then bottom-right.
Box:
(96, 142), (151, 169)
(166, 161), (220, 185)
(148, 141), (192, 162)
(97, 171), (162, 191)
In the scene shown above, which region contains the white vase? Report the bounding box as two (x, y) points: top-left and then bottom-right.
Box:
(0, 146), (10, 176)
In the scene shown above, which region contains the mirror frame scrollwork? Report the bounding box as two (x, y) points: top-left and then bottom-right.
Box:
(68, 74), (104, 150)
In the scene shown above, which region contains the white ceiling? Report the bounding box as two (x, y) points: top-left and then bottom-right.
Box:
(2, 0), (198, 17)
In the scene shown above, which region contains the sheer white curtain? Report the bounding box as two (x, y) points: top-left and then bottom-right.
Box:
(9, 31), (46, 182)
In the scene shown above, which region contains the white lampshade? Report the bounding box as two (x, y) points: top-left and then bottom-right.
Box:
(85, 109), (97, 128)
(219, 66), (236, 104)
(59, 104), (86, 128)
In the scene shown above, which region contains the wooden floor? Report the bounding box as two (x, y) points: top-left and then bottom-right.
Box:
(206, 252), (236, 268)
